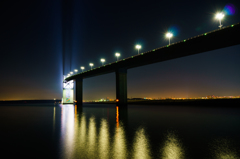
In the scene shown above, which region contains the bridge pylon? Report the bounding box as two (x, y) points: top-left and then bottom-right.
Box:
(116, 68), (127, 107)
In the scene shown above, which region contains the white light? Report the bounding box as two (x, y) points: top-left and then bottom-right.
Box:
(89, 63), (94, 69)
(100, 58), (105, 65)
(215, 12), (225, 28)
(136, 45), (141, 49)
(166, 32), (173, 45)
(135, 45), (142, 54)
(70, 72), (73, 74)
(215, 12), (224, 20)
(115, 53), (120, 61)
(166, 33), (173, 38)
(74, 69), (78, 72)
(80, 66), (85, 70)
(115, 53), (120, 57)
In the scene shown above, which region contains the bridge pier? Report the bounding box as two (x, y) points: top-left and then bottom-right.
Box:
(116, 68), (127, 107)
(75, 78), (83, 105)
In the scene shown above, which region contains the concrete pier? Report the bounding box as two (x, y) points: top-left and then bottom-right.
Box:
(75, 78), (83, 105)
(116, 68), (127, 106)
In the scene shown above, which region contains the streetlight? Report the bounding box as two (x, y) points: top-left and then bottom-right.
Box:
(215, 12), (225, 29)
(70, 71), (73, 75)
(115, 53), (120, 61)
(135, 45), (141, 54)
(80, 66), (85, 72)
(166, 32), (173, 45)
(89, 63), (94, 69)
(100, 58), (105, 65)
(74, 69), (78, 74)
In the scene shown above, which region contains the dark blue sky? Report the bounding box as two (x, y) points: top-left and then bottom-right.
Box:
(1, 0), (240, 100)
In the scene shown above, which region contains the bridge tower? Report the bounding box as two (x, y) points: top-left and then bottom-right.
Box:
(62, 76), (74, 104)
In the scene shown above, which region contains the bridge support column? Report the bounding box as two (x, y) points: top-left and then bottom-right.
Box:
(75, 78), (83, 105)
(116, 68), (127, 107)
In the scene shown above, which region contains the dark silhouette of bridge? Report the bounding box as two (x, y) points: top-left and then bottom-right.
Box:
(64, 23), (240, 106)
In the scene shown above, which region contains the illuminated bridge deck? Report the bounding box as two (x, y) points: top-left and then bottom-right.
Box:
(65, 23), (240, 82)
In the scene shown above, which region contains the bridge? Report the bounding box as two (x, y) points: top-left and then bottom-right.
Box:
(64, 23), (240, 106)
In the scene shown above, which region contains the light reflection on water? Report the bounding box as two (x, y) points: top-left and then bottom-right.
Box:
(211, 138), (238, 159)
(133, 128), (151, 159)
(161, 132), (184, 159)
(99, 119), (110, 159)
(59, 105), (240, 159)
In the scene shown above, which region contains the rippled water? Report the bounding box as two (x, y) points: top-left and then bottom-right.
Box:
(0, 104), (240, 158)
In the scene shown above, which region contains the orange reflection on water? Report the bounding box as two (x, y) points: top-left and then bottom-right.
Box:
(74, 105), (77, 122)
(116, 106), (119, 128)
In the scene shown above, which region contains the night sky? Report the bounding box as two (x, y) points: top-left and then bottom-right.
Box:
(1, 0), (240, 100)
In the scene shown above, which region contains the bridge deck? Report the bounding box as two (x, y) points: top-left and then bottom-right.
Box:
(65, 23), (240, 82)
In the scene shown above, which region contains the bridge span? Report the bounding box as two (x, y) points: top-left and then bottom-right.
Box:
(64, 23), (240, 106)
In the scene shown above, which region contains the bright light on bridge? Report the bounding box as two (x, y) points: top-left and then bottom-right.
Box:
(89, 63), (94, 70)
(74, 69), (78, 73)
(100, 58), (105, 65)
(70, 72), (73, 75)
(166, 32), (173, 45)
(80, 66), (85, 72)
(135, 45), (141, 54)
(215, 12), (225, 29)
(115, 53), (120, 61)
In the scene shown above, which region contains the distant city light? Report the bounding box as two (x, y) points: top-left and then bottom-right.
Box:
(215, 12), (225, 28)
(80, 66), (85, 72)
(100, 58), (105, 65)
(115, 53), (120, 61)
(166, 32), (173, 45)
(135, 45), (141, 55)
(89, 63), (94, 69)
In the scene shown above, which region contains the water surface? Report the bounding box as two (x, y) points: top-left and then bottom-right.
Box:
(0, 104), (240, 158)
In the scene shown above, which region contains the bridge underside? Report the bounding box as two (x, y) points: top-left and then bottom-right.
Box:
(66, 23), (240, 107)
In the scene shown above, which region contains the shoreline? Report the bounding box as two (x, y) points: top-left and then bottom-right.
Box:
(84, 98), (240, 107)
(0, 99), (239, 107)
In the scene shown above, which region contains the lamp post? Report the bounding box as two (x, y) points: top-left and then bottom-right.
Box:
(80, 66), (85, 72)
(74, 69), (78, 74)
(135, 45), (141, 54)
(215, 12), (224, 29)
(166, 32), (173, 45)
(100, 58), (105, 65)
(115, 53), (120, 61)
(89, 63), (94, 70)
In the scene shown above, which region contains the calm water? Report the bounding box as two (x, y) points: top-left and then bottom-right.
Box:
(0, 104), (240, 159)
